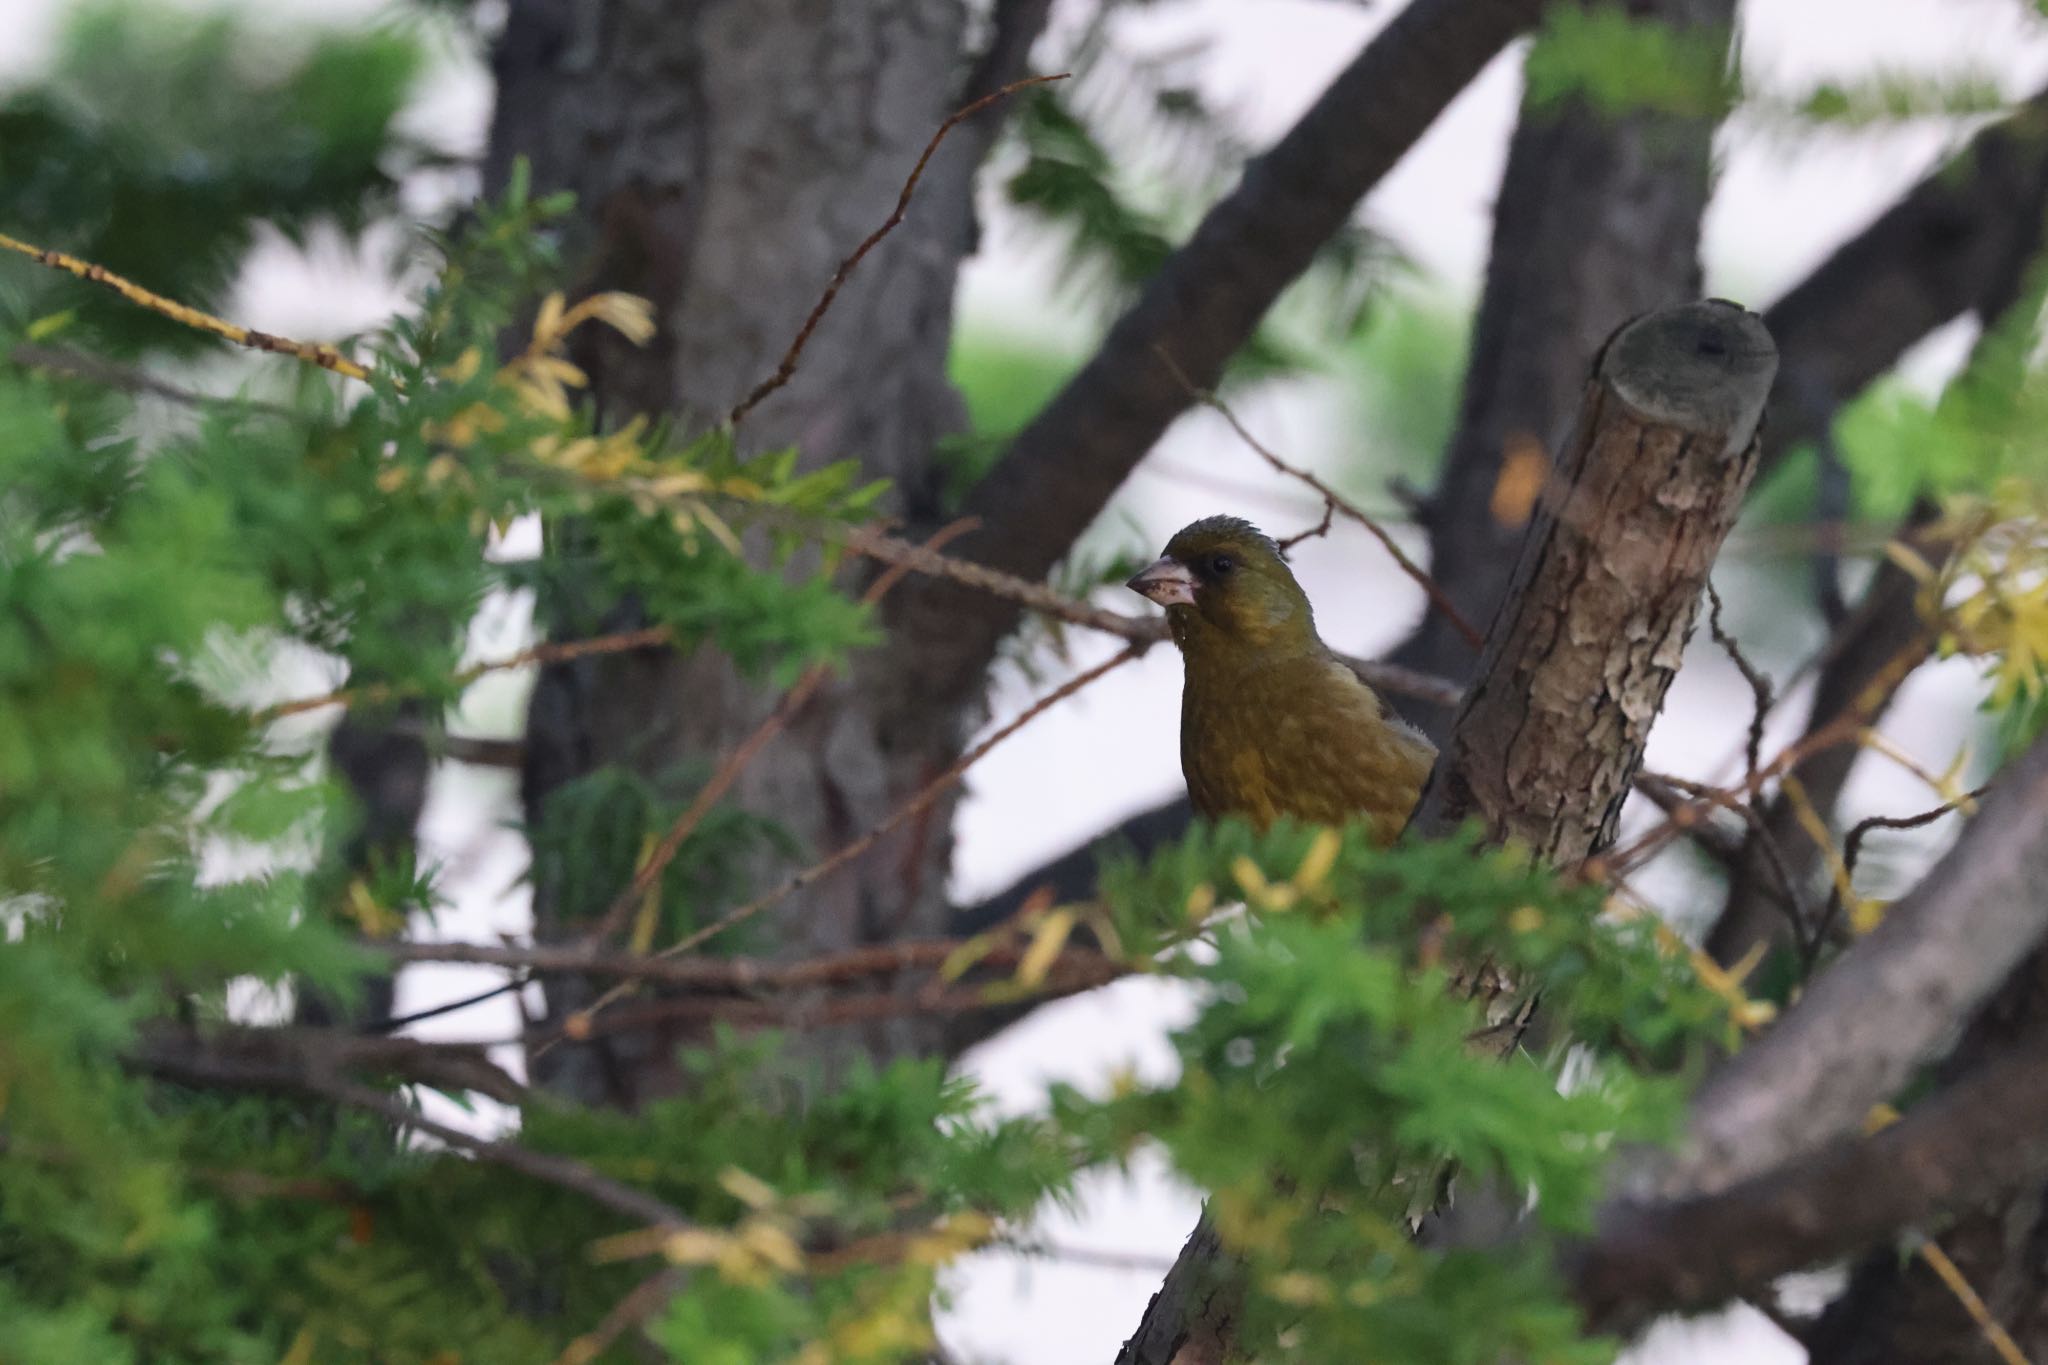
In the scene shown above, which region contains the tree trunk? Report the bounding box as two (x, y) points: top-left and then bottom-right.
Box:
(1389, 0), (1731, 734)
(484, 0), (1006, 1102)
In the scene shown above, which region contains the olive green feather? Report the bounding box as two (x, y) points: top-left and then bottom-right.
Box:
(1134, 516), (1436, 843)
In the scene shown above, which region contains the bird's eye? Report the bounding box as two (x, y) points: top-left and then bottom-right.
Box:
(1208, 554), (1236, 576)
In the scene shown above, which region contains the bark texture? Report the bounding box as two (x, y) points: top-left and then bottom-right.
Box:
(1412, 301), (1776, 860)
(485, 0), (996, 1100)
(1557, 730), (2048, 1343)
(1115, 300), (1779, 1365)
(1391, 0), (1732, 722)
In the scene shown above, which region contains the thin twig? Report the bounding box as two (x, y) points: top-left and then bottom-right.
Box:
(999, 1239), (1181, 1275)
(726, 73), (1067, 428)
(545, 964), (1127, 1043)
(667, 645), (1137, 958)
(551, 646), (1141, 1048)
(1152, 345), (1484, 650)
(382, 936), (1121, 993)
(360, 978), (531, 1035)
(327, 1078), (688, 1230)
(1811, 784), (1994, 949)
(1647, 771), (1812, 953)
(1277, 499), (1336, 553)
(0, 230), (374, 383)
(1590, 640), (1930, 882)
(260, 515), (1462, 723)
(580, 519), (978, 947)
(10, 343), (303, 417)
(1914, 1237), (2032, 1365)
(1705, 580), (1774, 787)
(128, 1030), (687, 1229)
(261, 625), (672, 722)
(825, 519), (1462, 708)
(554, 1267), (689, 1365)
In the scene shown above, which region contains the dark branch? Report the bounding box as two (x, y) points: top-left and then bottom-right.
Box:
(129, 1024), (687, 1231)
(1412, 301), (1777, 860)
(1570, 1028), (2048, 1333)
(1386, 0), (1732, 712)
(893, 0), (1551, 717)
(1672, 728), (2048, 1197)
(128, 1023), (529, 1106)
(1757, 84), (2048, 481)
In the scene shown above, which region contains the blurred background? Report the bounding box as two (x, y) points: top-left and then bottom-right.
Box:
(6, 0), (2045, 1358)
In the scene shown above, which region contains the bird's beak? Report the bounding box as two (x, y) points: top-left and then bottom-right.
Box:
(1127, 556), (1197, 608)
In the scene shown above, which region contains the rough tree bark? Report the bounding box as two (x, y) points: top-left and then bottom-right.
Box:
(1568, 959), (2048, 1331)
(477, 0), (1554, 1101)
(484, 0), (1006, 1100)
(1389, 0), (1733, 727)
(1116, 300), (1779, 1365)
(1671, 738), (2048, 1198)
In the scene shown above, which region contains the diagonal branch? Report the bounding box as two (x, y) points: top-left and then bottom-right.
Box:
(1669, 728), (2048, 1199)
(891, 0), (1552, 718)
(1569, 1026), (2048, 1332)
(128, 1023), (688, 1231)
(1756, 83), (2048, 483)
(1387, 0), (1735, 711)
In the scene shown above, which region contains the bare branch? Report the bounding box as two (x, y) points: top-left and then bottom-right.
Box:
(1570, 1028), (2048, 1332)
(725, 74), (1068, 428)
(9, 343), (301, 417)
(380, 936), (1122, 995)
(1757, 85), (2048, 482)
(128, 1024), (689, 1231)
(894, 0), (1552, 718)
(1703, 512), (1940, 966)
(127, 1024), (528, 1106)
(1412, 302), (1777, 861)
(1704, 580), (1773, 787)
(0, 230), (374, 383)
(1671, 730), (2048, 1198)
(580, 518), (977, 946)
(1153, 346), (1483, 650)
(1385, 0), (1734, 718)
(552, 646), (1143, 1048)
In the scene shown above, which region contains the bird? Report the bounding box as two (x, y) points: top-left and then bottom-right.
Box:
(1126, 515), (1436, 843)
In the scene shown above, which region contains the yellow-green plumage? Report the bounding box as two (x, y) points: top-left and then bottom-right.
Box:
(1128, 516), (1435, 843)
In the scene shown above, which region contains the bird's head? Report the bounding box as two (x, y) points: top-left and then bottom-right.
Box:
(1126, 516), (1319, 660)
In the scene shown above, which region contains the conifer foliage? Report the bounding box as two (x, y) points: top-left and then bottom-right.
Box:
(7, 3), (2048, 1363)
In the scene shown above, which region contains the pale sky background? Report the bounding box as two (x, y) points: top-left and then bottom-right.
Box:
(10, 0), (2048, 1360)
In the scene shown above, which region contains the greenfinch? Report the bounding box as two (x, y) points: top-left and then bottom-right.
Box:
(1127, 516), (1435, 843)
